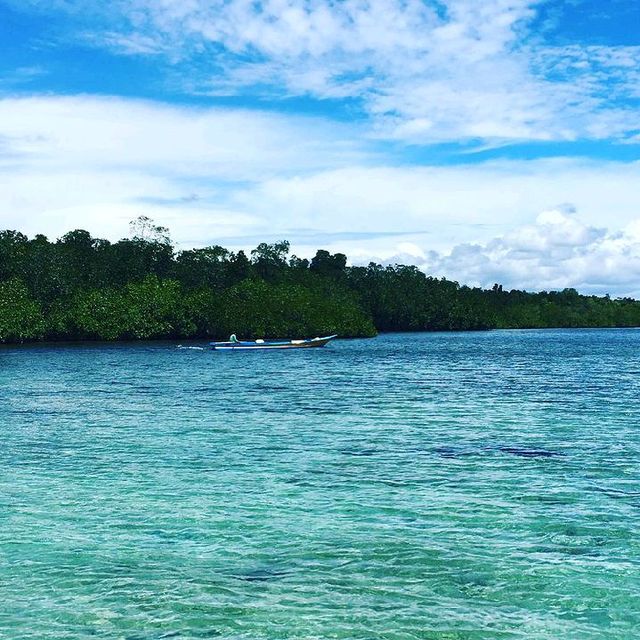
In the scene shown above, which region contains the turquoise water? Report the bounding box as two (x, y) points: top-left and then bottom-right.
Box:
(1, 330), (639, 639)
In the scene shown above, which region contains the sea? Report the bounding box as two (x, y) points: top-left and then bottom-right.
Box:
(1, 330), (639, 639)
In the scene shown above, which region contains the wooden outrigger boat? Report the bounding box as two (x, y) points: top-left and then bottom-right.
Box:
(210, 334), (338, 351)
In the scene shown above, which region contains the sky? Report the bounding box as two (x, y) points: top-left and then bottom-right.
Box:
(1, 0), (640, 295)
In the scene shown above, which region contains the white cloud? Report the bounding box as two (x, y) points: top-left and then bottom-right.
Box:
(1, 95), (640, 295)
(240, 160), (640, 249)
(0, 95), (363, 179)
(0, 95), (365, 240)
(37, 0), (640, 143)
(365, 208), (640, 298)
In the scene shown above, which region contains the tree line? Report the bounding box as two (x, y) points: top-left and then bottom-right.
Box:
(1, 217), (640, 343)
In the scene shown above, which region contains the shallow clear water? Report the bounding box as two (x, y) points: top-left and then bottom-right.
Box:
(1, 330), (639, 639)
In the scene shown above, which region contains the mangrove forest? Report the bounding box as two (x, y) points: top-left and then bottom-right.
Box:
(2, 217), (640, 343)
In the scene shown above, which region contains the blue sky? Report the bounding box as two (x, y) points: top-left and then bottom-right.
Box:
(1, 0), (640, 294)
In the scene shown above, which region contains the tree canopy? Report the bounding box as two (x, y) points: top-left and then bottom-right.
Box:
(1, 219), (640, 343)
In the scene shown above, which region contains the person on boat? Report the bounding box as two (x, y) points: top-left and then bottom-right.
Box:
(229, 334), (239, 343)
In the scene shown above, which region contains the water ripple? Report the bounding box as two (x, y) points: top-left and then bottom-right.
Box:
(1, 330), (640, 639)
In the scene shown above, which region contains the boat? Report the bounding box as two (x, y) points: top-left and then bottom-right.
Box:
(209, 334), (338, 351)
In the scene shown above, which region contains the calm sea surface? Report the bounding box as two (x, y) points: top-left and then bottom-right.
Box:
(1, 330), (639, 639)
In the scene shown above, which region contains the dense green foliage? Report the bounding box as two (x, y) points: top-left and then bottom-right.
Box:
(1, 219), (640, 343)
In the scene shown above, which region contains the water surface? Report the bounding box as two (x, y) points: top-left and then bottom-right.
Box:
(1, 330), (639, 639)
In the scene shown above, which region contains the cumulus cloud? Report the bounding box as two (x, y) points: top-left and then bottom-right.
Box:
(390, 208), (640, 297)
(22, 0), (640, 143)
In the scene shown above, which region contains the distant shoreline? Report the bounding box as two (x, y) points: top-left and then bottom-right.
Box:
(3, 223), (640, 344)
(2, 325), (639, 348)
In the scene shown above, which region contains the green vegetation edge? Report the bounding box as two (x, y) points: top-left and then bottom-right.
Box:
(2, 219), (640, 343)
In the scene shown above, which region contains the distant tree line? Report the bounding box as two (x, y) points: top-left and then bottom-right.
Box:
(1, 217), (640, 343)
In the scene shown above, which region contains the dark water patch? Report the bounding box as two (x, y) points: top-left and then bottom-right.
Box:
(148, 528), (204, 543)
(451, 570), (493, 589)
(532, 544), (601, 557)
(376, 477), (437, 487)
(338, 447), (379, 457)
(297, 407), (344, 415)
(90, 388), (125, 395)
(562, 524), (581, 537)
(433, 444), (564, 460)
(282, 477), (315, 487)
(231, 567), (292, 582)
(432, 445), (478, 459)
(254, 445), (289, 453)
(592, 485), (640, 498)
(520, 493), (577, 505)
(497, 446), (564, 458)
(307, 467), (334, 476)
(250, 382), (290, 392)
(563, 545), (601, 556)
